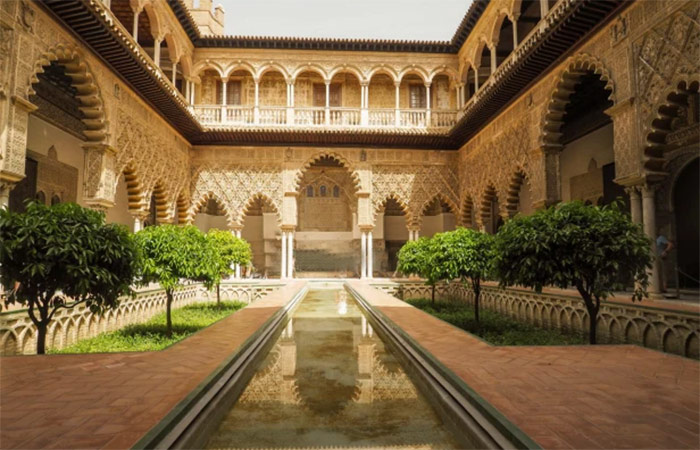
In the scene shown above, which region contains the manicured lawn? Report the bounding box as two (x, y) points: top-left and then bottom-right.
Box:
(53, 301), (246, 354)
(406, 298), (585, 346)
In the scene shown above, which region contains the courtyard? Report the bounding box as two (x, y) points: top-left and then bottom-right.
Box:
(1, 0), (700, 448)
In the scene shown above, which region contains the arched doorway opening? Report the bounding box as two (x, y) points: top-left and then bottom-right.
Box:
(377, 198), (409, 275)
(507, 171), (534, 217)
(419, 196), (456, 238)
(10, 59), (97, 213)
(516, 0), (542, 41)
(673, 158), (699, 289)
(328, 70), (362, 126)
(240, 196), (279, 278)
(193, 195), (229, 232)
(258, 68), (288, 125)
(481, 185), (502, 234)
(556, 71), (621, 207)
(368, 71), (396, 126)
(296, 156), (358, 276)
(494, 15), (516, 67)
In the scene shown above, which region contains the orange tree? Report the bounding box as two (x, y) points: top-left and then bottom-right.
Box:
(0, 202), (139, 354)
(135, 225), (216, 336)
(206, 229), (252, 306)
(494, 201), (651, 344)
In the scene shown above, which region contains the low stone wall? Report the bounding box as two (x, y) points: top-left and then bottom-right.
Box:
(0, 281), (283, 356)
(372, 280), (700, 359)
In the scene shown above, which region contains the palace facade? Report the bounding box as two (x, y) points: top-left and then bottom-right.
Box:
(0, 0), (698, 291)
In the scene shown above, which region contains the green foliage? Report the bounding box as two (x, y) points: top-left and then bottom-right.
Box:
(407, 298), (585, 346)
(494, 201), (652, 343)
(134, 224), (215, 291)
(432, 228), (496, 322)
(53, 301), (246, 353)
(0, 202), (139, 354)
(397, 237), (446, 301)
(206, 229), (252, 283)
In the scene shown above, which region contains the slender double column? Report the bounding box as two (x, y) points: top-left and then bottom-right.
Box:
(360, 228), (374, 279)
(232, 228), (242, 279)
(280, 229), (295, 279)
(408, 228), (420, 241)
(642, 185), (661, 295)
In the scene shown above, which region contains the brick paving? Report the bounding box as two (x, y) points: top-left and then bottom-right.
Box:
(349, 280), (700, 450)
(0, 281), (306, 449)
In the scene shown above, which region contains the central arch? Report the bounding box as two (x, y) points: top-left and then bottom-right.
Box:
(295, 154), (360, 277)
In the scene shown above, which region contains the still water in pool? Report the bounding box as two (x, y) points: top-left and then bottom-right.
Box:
(205, 287), (460, 449)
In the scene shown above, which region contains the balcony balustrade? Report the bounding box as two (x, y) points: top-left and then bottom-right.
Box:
(193, 105), (457, 130)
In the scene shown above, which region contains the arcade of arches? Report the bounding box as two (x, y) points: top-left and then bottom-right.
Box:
(1, 0), (699, 295)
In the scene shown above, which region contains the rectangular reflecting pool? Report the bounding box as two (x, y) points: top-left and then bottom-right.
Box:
(205, 286), (462, 449)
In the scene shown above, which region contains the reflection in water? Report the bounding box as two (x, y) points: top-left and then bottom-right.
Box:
(206, 288), (460, 449)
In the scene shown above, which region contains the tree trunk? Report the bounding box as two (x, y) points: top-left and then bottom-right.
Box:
(474, 285), (480, 324)
(166, 289), (173, 337)
(216, 283), (221, 307)
(587, 303), (598, 345)
(36, 322), (47, 355)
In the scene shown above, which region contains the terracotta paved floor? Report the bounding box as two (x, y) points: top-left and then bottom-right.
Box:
(349, 280), (700, 450)
(0, 281), (307, 449)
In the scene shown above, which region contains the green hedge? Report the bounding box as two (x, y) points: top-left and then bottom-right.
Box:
(52, 301), (246, 354)
(406, 298), (585, 346)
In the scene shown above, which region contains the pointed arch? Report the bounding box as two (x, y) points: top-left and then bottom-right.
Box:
(643, 78), (700, 177)
(148, 181), (169, 224)
(480, 184), (500, 230)
(28, 44), (108, 142)
(120, 162), (146, 212)
(238, 193), (281, 225)
(174, 190), (190, 225)
(419, 192), (459, 218)
(505, 170), (533, 217)
(374, 194), (412, 224)
(541, 54), (616, 147)
(294, 152), (362, 193)
(460, 194), (476, 228)
(190, 191), (233, 226)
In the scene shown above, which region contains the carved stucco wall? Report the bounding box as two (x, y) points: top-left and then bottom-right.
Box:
(190, 146), (458, 231)
(0, 0), (191, 218)
(456, 0), (700, 227)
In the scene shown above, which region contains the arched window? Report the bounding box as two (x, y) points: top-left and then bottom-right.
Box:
(333, 185), (340, 197)
(306, 185), (314, 197)
(51, 194), (60, 206)
(320, 185), (327, 197)
(35, 191), (46, 205)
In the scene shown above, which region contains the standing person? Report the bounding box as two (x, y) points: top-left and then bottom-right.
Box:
(656, 234), (675, 292)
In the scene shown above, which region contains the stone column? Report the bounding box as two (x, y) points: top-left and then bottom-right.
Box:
(184, 79), (190, 103)
(642, 185), (661, 295)
(253, 78), (260, 124)
(394, 81), (401, 127)
(512, 14), (519, 48)
(220, 77), (228, 123)
(490, 44), (497, 75)
(132, 10), (140, 42)
(540, 0), (549, 18)
(425, 83), (431, 127)
(172, 61), (178, 86)
(153, 37), (162, 67)
(367, 230), (373, 279)
(133, 213), (146, 233)
(360, 230), (367, 279)
(360, 82), (369, 126)
(280, 230), (287, 279)
(286, 81), (294, 125)
(0, 181), (13, 210)
(286, 229), (294, 279)
(324, 80), (331, 126)
(474, 71), (479, 92)
(626, 186), (642, 225)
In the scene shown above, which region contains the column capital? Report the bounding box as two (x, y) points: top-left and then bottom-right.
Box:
(360, 80), (370, 87)
(424, 81), (432, 88)
(394, 80), (401, 88)
(324, 79), (331, 86)
(641, 183), (657, 197)
(604, 96), (634, 116)
(624, 185), (641, 197)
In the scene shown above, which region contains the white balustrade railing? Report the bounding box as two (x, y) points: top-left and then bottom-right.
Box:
(295, 107), (326, 126)
(329, 108), (361, 126)
(368, 109), (395, 127)
(258, 106), (287, 125)
(400, 109), (427, 127)
(195, 105), (222, 125)
(193, 105), (456, 130)
(225, 106), (254, 125)
(430, 110), (457, 128)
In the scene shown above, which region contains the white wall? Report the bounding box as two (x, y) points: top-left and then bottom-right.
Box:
(560, 123), (614, 202)
(105, 174), (134, 230)
(384, 215), (409, 240)
(26, 116), (85, 205)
